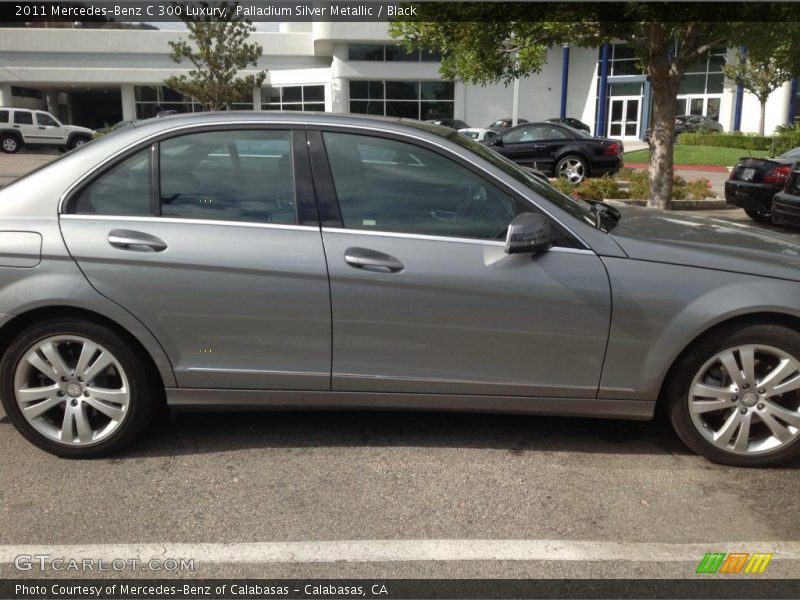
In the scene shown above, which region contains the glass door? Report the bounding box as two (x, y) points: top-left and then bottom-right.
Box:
(608, 97), (641, 139)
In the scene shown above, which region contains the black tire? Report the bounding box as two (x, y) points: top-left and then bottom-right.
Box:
(555, 155), (588, 184)
(0, 318), (161, 458)
(667, 322), (800, 467)
(68, 136), (90, 150)
(1, 134), (20, 154)
(745, 208), (771, 223)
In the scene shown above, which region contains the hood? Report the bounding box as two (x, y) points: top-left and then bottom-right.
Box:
(609, 205), (800, 282)
(64, 124), (95, 135)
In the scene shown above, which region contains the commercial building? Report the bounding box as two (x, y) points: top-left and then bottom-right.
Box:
(1, 22), (797, 137)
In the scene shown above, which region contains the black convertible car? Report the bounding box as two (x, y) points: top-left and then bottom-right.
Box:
(483, 121), (623, 183)
(725, 147), (800, 222)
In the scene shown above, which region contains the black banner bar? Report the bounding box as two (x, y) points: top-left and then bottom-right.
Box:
(3, 579), (800, 599)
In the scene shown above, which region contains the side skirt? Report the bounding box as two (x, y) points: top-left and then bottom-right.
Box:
(166, 389), (654, 421)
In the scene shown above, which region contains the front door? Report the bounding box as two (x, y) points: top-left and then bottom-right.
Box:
(33, 111), (68, 145)
(608, 97), (641, 139)
(317, 130), (611, 398)
(60, 128), (332, 390)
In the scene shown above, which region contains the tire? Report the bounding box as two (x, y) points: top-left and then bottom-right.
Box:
(745, 208), (771, 223)
(667, 323), (800, 467)
(555, 155), (588, 184)
(68, 136), (90, 150)
(1, 134), (20, 154)
(0, 318), (160, 458)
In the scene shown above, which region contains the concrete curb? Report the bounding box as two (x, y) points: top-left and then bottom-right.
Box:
(608, 198), (735, 211)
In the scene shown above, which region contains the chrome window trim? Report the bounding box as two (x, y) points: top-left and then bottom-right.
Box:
(321, 226), (595, 255)
(59, 213), (320, 232)
(57, 118), (591, 249)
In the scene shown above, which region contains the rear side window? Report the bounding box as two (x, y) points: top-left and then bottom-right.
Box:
(71, 148), (152, 216)
(13, 111), (33, 125)
(0, 110), (8, 124)
(159, 130), (296, 224)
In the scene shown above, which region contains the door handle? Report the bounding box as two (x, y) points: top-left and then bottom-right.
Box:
(108, 229), (167, 252)
(344, 247), (404, 273)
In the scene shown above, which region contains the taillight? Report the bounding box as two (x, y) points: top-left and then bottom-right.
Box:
(764, 165), (792, 185)
(604, 142), (621, 156)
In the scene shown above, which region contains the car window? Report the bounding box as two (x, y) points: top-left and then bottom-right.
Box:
(504, 125), (568, 144)
(36, 112), (59, 127)
(13, 111), (33, 125)
(71, 148), (151, 216)
(780, 147), (800, 160)
(0, 110), (8, 124)
(159, 130), (296, 224)
(323, 132), (517, 240)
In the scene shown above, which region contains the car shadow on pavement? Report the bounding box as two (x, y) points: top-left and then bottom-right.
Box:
(124, 409), (695, 459)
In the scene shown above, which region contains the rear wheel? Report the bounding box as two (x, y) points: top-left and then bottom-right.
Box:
(1, 134), (20, 154)
(555, 155), (588, 184)
(668, 323), (800, 467)
(745, 208), (771, 223)
(0, 319), (160, 457)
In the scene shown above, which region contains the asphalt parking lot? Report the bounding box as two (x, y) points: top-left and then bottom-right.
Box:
(1, 151), (799, 582)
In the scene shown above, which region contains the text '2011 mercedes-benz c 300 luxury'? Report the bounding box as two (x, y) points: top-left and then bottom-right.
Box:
(1, 112), (800, 466)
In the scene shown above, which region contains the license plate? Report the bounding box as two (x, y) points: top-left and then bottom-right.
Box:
(740, 168), (756, 181)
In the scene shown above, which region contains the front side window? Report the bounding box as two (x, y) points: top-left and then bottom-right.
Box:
(159, 130), (296, 224)
(323, 132), (517, 240)
(36, 112), (59, 127)
(503, 126), (565, 144)
(13, 111), (33, 125)
(71, 149), (151, 216)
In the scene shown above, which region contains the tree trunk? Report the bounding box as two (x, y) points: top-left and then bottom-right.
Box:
(647, 76), (682, 210)
(759, 101), (767, 136)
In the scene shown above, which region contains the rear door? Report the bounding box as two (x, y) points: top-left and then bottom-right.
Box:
(12, 110), (38, 144)
(60, 127), (332, 390)
(313, 129), (611, 398)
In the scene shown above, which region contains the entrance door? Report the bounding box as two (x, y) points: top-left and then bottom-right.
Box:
(608, 97), (641, 139)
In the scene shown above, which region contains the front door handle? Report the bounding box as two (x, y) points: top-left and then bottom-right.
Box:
(108, 229), (167, 252)
(344, 247), (404, 273)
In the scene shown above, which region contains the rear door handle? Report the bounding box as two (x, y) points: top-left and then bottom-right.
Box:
(108, 229), (167, 252)
(344, 247), (404, 273)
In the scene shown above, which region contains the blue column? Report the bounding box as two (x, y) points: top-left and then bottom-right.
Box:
(560, 45), (570, 119)
(733, 46), (747, 132)
(788, 78), (798, 125)
(596, 43), (610, 136)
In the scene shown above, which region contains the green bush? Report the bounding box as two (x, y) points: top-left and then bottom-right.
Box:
(619, 169), (715, 200)
(679, 132), (773, 151)
(550, 174), (623, 201)
(773, 129), (800, 154)
(685, 177), (715, 200)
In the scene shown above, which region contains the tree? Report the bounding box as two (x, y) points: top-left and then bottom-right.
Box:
(390, 4), (796, 209)
(724, 35), (800, 136)
(164, 2), (265, 112)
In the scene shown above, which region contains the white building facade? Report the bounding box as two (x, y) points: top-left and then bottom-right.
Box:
(1, 22), (797, 137)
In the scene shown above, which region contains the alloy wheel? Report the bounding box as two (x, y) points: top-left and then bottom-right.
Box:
(557, 158), (585, 184)
(688, 344), (800, 456)
(13, 335), (130, 446)
(2, 138), (18, 152)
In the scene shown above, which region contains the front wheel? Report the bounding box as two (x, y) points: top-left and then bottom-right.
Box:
(0, 319), (160, 457)
(745, 208), (772, 223)
(1, 135), (20, 154)
(68, 136), (90, 150)
(555, 155), (588, 184)
(668, 323), (800, 467)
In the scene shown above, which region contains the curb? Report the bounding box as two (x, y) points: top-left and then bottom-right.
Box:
(609, 198), (735, 211)
(625, 163), (731, 173)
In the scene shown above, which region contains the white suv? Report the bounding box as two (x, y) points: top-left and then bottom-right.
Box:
(0, 108), (95, 153)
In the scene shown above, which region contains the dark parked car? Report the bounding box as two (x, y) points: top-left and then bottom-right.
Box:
(645, 115), (724, 141)
(546, 117), (591, 132)
(424, 118), (470, 130)
(726, 148), (800, 222)
(488, 118), (529, 131)
(5, 112), (800, 467)
(772, 159), (800, 227)
(483, 121), (623, 183)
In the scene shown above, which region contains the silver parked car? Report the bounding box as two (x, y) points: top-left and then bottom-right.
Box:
(1, 112), (800, 466)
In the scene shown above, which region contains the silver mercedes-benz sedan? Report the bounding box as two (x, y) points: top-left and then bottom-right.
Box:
(1, 112), (799, 466)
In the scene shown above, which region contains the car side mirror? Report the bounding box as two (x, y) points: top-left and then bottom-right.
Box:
(505, 213), (554, 255)
(489, 136), (503, 147)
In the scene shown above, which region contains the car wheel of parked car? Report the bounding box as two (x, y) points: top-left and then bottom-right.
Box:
(0, 319), (160, 458)
(1, 135), (20, 154)
(668, 323), (800, 467)
(744, 208), (772, 223)
(69, 136), (90, 150)
(555, 155), (587, 184)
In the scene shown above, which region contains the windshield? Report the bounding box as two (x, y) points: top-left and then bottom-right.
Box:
(402, 120), (605, 230)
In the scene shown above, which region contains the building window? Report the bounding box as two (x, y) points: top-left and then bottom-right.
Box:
(349, 80), (454, 120)
(262, 85), (325, 112)
(676, 47), (726, 119)
(134, 86), (200, 119)
(348, 44), (443, 63)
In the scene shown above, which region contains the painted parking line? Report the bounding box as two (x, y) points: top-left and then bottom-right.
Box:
(2, 540), (800, 564)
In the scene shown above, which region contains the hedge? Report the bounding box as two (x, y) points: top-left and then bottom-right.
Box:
(679, 129), (800, 154)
